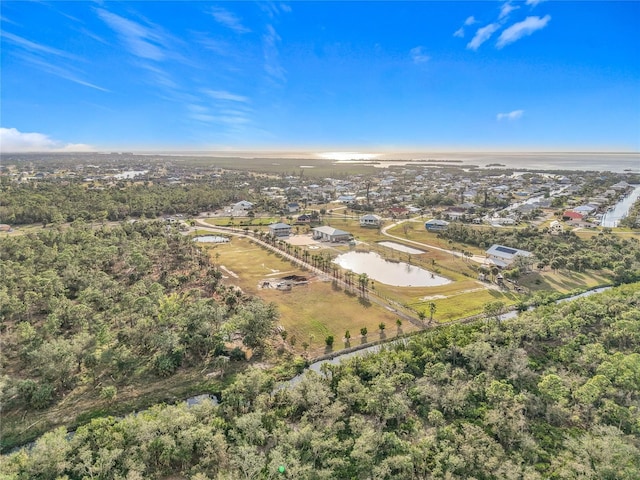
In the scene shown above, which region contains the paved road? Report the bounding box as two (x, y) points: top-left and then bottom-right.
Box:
(380, 218), (487, 264)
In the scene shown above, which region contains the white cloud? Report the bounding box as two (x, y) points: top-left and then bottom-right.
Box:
(453, 27), (465, 38)
(260, 2), (292, 18)
(96, 9), (170, 60)
(210, 7), (250, 34)
(499, 2), (519, 20)
(497, 109), (524, 121)
(19, 54), (109, 92)
(464, 16), (477, 26)
(204, 89), (249, 103)
(1, 31), (78, 60)
(263, 24), (286, 82)
(410, 46), (430, 64)
(497, 15), (551, 48)
(467, 23), (500, 51)
(0, 128), (93, 153)
(526, 0), (546, 6)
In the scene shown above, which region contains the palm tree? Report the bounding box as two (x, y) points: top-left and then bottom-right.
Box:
(358, 273), (369, 297)
(417, 310), (426, 326)
(429, 302), (437, 324)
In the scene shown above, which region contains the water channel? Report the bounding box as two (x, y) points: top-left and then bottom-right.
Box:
(600, 185), (640, 228)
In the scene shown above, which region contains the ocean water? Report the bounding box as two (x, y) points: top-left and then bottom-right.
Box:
(367, 152), (639, 174)
(155, 151), (639, 174)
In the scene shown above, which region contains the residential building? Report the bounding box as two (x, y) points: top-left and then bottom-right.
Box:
(359, 214), (381, 227)
(268, 222), (292, 237)
(548, 220), (564, 235)
(562, 210), (584, 221)
(425, 219), (449, 231)
(485, 244), (533, 268)
(312, 226), (351, 242)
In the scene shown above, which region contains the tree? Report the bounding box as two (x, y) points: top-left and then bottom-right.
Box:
(344, 330), (351, 344)
(378, 322), (386, 335)
(429, 302), (437, 323)
(325, 335), (334, 348)
(358, 273), (369, 297)
(360, 327), (368, 337)
(483, 301), (506, 325)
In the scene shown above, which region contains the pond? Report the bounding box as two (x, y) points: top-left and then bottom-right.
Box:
(333, 251), (450, 287)
(194, 235), (230, 243)
(377, 241), (425, 254)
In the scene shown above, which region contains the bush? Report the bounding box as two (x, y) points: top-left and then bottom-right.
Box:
(17, 380), (54, 409)
(229, 347), (246, 361)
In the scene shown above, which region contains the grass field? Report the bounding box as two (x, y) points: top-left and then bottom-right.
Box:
(200, 237), (416, 357)
(197, 214), (619, 348)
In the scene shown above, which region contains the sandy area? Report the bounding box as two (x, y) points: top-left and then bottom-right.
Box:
(285, 234), (319, 246)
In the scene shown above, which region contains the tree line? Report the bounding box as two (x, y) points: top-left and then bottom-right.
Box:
(439, 223), (640, 283)
(0, 221), (278, 449)
(2, 284), (639, 479)
(0, 180), (246, 225)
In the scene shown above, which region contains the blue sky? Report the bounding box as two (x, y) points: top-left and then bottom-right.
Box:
(1, 1), (638, 153)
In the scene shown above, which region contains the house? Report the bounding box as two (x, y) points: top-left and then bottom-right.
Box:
(312, 226), (351, 242)
(485, 244), (533, 269)
(337, 195), (356, 203)
(233, 200), (254, 211)
(425, 219), (449, 232)
(286, 202), (300, 213)
(268, 222), (292, 237)
(562, 210), (583, 221)
(295, 214), (313, 224)
(573, 205), (595, 215)
(548, 220), (564, 235)
(359, 214), (381, 227)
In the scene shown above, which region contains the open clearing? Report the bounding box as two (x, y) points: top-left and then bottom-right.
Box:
(201, 237), (411, 357)
(197, 217), (617, 351)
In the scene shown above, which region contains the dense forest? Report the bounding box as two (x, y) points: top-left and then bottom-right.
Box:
(0, 181), (246, 225)
(440, 224), (640, 283)
(0, 222), (278, 449)
(2, 284), (639, 479)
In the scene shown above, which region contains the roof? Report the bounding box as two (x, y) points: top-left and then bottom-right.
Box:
(425, 219), (449, 226)
(486, 244), (532, 261)
(313, 226), (350, 236)
(563, 210), (583, 220)
(360, 214), (381, 220)
(268, 222), (291, 229)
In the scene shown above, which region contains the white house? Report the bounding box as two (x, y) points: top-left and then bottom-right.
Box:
(268, 222), (292, 237)
(359, 214), (381, 227)
(548, 220), (564, 235)
(485, 244), (533, 268)
(233, 200), (254, 211)
(312, 226), (351, 242)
